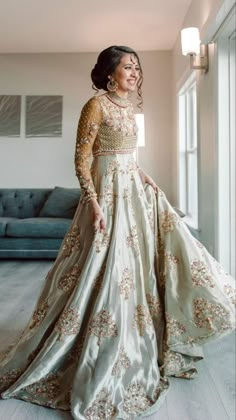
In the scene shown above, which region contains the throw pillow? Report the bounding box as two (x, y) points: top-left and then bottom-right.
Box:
(39, 186), (80, 219)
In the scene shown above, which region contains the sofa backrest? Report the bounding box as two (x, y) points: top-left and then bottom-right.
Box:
(0, 189), (52, 218)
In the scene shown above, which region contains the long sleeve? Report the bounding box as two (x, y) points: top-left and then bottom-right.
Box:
(74, 97), (103, 204)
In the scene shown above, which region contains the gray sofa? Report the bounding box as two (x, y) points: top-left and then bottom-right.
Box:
(0, 187), (81, 259)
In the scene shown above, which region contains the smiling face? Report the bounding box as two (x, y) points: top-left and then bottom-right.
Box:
(110, 53), (141, 97)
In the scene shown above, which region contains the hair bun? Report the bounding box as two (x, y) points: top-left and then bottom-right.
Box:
(91, 64), (104, 90)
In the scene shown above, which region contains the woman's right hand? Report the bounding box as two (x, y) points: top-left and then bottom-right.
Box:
(89, 198), (106, 232)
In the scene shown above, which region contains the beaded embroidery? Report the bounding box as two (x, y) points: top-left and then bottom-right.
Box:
(132, 304), (153, 336)
(112, 347), (131, 376)
(74, 94), (137, 204)
(55, 307), (81, 340)
(0, 368), (23, 392)
(119, 268), (135, 300)
(123, 383), (152, 417)
(88, 309), (118, 345)
(84, 388), (117, 419)
(57, 264), (81, 293)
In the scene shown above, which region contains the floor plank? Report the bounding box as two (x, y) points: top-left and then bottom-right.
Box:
(0, 399), (72, 420)
(0, 261), (235, 420)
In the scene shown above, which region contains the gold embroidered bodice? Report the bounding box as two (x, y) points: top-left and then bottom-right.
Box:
(74, 93), (138, 203)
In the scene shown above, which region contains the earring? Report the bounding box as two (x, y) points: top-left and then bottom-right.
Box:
(107, 79), (118, 92)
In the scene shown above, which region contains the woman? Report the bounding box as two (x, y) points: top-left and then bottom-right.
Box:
(0, 45), (235, 419)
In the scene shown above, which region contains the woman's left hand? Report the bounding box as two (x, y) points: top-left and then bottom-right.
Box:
(138, 168), (158, 193)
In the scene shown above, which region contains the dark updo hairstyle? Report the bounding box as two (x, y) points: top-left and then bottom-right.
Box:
(91, 45), (143, 108)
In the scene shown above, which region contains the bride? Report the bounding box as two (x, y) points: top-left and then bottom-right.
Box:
(0, 45), (235, 420)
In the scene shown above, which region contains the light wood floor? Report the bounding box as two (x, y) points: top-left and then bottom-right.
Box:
(0, 261), (235, 420)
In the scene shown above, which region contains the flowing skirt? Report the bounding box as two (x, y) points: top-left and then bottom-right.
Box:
(0, 153), (235, 419)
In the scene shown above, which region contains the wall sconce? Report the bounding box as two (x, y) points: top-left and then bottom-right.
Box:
(181, 27), (209, 73)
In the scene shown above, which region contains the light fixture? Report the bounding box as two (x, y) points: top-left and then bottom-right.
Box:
(181, 27), (209, 73)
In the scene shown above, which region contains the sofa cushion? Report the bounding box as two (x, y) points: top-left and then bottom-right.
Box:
(6, 218), (72, 239)
(0, 237), (63, 250)
(0, 217), (17, 237)
(0, 189), (51, 218)
(39, 186), (80, 219)
(0, 238), (64, 259)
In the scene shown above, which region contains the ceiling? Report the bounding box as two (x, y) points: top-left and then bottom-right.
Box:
(0, 0), (192, 53)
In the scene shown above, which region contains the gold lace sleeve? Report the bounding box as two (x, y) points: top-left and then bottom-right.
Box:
(74, 97), (102, 204)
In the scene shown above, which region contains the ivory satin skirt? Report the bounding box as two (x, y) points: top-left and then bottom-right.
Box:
(0, 153), (235, 419)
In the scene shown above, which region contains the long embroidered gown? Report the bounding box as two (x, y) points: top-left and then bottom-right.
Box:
(0, 92), (235, 419)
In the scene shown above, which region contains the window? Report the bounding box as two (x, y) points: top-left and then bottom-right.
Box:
(178, 74), (198, 229)
(135, 113), (145, 163)
(135, 113), (145, 147)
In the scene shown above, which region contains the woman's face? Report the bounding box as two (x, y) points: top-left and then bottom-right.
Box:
(111, 53), (141, 97)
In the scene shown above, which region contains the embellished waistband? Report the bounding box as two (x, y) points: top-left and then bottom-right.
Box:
(93, 148), (136, 157)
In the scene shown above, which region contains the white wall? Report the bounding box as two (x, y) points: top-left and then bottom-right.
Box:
(172, 0), (225, 89)
(0, 51), (173, 199)
(0, 53), (97, 189)
(138, 51), (173, 197)
(171, 0), (226, 254)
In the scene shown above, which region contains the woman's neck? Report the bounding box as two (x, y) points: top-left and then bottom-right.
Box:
(106, 92), (130, 107)
(115, 89), (129, 99)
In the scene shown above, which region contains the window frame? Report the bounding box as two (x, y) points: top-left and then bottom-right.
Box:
(178, 72), (199, 231)
(216, 10), (236, 276)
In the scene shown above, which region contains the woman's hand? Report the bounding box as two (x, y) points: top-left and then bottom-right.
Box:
(89, 198), (106, 232)
(138, 168), (158, 193)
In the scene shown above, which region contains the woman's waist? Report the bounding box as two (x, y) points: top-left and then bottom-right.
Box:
(93, 148), (136, 157)
(93, 132), (137, 157)
(91, 151), (138, 172)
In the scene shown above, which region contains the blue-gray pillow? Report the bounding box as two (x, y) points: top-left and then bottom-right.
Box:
(39, 187), (80, 219)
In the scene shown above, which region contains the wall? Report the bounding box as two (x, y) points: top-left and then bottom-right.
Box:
(138, 51), (173, 196)
(0, 51), (173, 199)
(172, 0), (225, 90)
(0, 53), (97, 189)
(171, 0), (227, 254)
